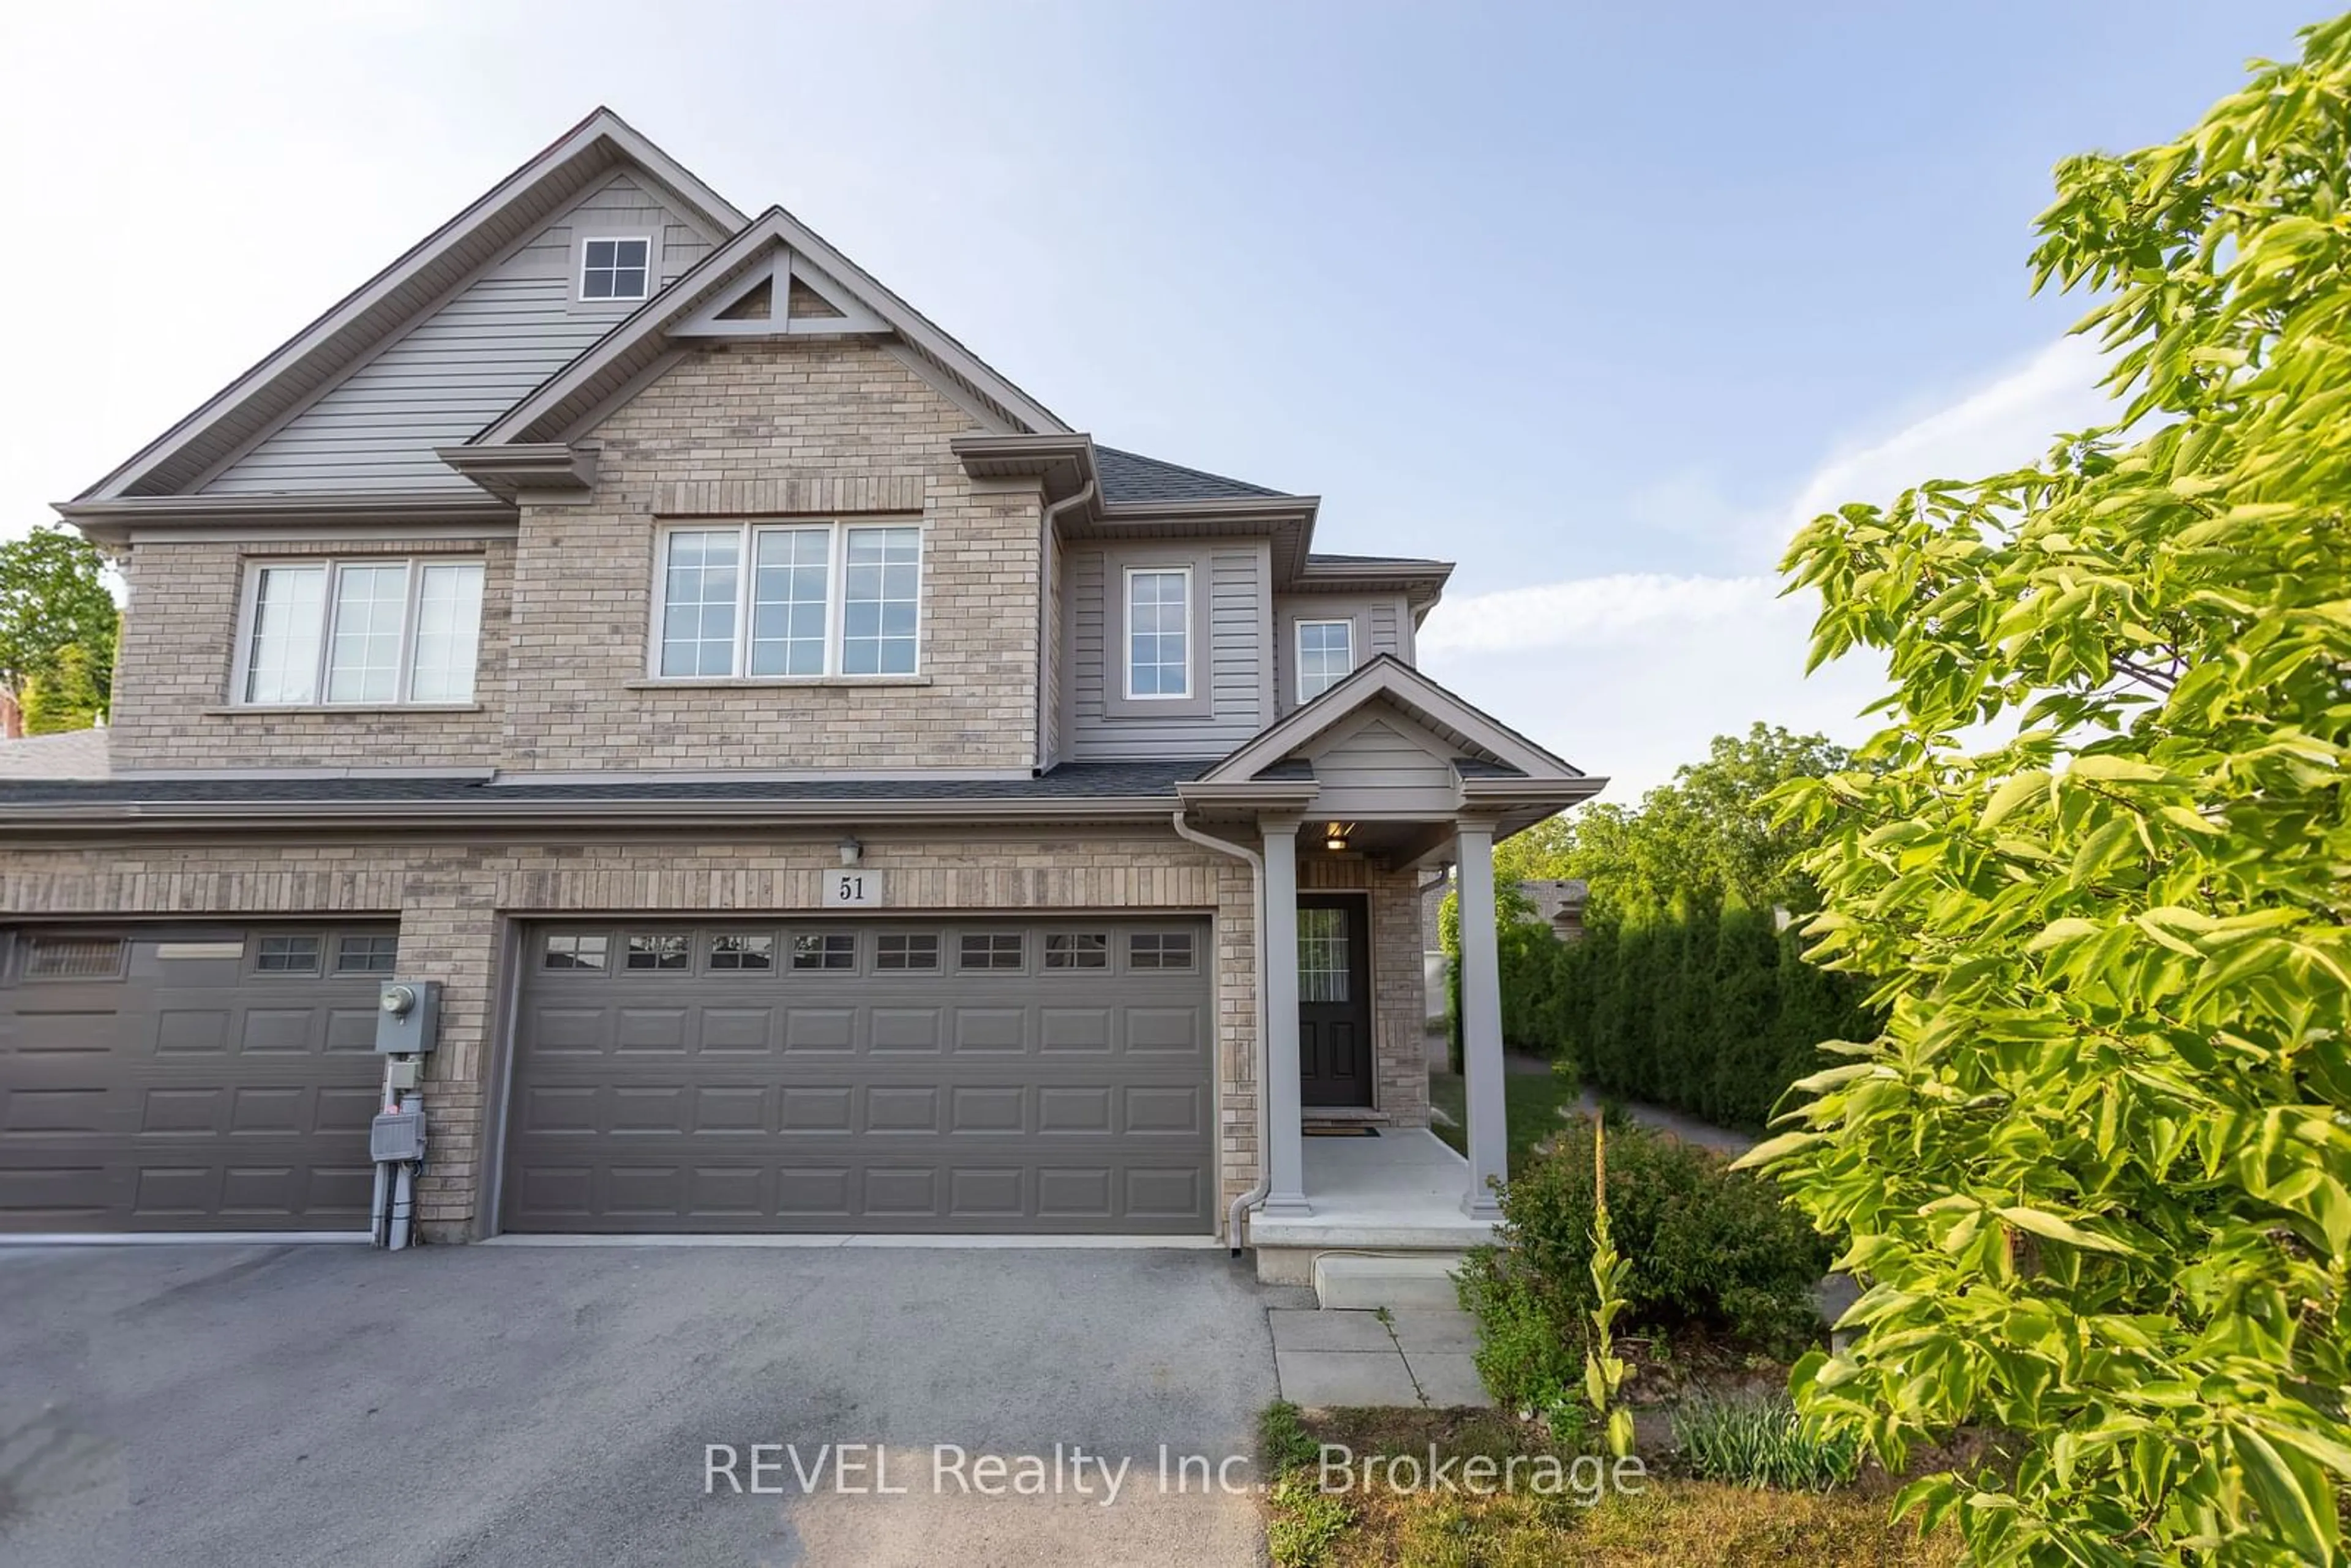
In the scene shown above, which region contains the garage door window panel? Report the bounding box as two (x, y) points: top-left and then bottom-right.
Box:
(1045, 933), (1109, 971)
(253, 934), (321, 975)
(708, 933), (776, 972)
(334, 934), (399, 975)
(544, 933), (610, 972)
(1128, 932), (1195, 972)
(792, 934), (857, 972)
(958, 934), (1024, 972)
(875, 934), (940, 972)
(19, 934), (128, 981)
(624, 934), (691, 972)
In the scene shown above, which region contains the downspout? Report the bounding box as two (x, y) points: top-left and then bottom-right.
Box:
(1033, 474), (1096, 774)
(1171, 808), (1269, 1257)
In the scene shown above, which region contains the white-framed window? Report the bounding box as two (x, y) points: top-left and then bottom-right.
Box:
(1123, 566), (1191, 700)
(236, 558), (485, 707)
(580, 236), (652, 301)
(1295, 618), (1355, 702)
(653, 522), (921, 680)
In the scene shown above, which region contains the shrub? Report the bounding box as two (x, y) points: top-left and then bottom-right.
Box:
(1458, 1120), (1831, 1410)
(1673, 1394), (1861, 1492)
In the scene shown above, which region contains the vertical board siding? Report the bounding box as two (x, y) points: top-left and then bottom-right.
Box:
(204, 173), (716, 495)
(1067, 541), (1268, 759)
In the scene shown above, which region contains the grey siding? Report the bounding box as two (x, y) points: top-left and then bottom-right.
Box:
(203, 173), (719, 495)
(1306, 711), (1461, 816)
(1066, 540), (1269, 760)
(1041, 531), (1065, 768)
(1273, 593), (1411, 716)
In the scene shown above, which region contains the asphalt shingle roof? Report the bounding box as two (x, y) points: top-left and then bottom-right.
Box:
(1095, 447), (1287, 505)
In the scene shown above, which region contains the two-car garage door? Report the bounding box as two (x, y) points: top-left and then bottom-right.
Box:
(500, 918), (1216, 1235)
(0, 916), (1218, 1237)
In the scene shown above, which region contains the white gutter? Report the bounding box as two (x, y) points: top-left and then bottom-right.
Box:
(1034, 474), (1095, 773)
(1171, 809), (1269, 1257)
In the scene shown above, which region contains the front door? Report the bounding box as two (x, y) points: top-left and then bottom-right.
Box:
(1297, 893), (1373, 1108)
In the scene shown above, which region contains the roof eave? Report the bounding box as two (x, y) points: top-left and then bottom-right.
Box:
(53, 490), (519, 547)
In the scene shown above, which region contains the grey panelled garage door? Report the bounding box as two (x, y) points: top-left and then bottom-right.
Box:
(501, 918), (1215, 1234)
(0, 926), (395, 1234)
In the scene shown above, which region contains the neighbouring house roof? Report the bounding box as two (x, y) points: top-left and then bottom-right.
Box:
(1094, 448), (1288, 505)
(77, 108), (746, 503)
(0, 727), (110, 781)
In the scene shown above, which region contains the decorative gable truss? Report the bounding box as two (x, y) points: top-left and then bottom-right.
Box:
(669, 247), (888, 338)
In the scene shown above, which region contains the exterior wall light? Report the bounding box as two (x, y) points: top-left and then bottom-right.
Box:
(838, 836), (863, 867)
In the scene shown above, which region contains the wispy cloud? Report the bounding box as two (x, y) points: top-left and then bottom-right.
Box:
(1417, 334), (2121, 798)
(1419, 572), (1778, 656)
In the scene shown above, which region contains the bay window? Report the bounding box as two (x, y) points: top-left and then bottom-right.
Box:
(654, 522), (922, 680)
(237, 558), (484, 706)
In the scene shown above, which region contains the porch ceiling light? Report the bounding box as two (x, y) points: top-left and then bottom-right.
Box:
(838, 836), (863, 867)
(1325, 822), (1354, 852)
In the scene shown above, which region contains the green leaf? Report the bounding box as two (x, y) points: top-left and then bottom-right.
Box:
(2230, 1427), (2339, 1564)
(1997, 1206), (2142, 1257)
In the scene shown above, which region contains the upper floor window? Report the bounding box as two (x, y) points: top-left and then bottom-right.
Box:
(238, 558), (484, 706)
(1295, 619), (1355, 702)
(655, 522), (921, 680)
(581, 237), (651, 301)
(1124, 566), (1191, 700)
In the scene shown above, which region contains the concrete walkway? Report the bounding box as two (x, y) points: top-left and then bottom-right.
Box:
(1270, 1308), (1490, 1409)
(1569, 1086), (1757, 1158)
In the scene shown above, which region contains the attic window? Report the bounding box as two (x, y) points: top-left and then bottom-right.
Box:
(581, 236), (651, 301)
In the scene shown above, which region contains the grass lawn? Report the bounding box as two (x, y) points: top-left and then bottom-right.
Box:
(1427, 1065), (1582, 1174)
(1259, 1405), (1963, 1568)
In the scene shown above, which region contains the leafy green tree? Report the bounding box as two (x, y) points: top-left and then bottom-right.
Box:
(0, 525), (115, 729)
(1749, 21), (2351, 1564)
(21, 643), (106, 733)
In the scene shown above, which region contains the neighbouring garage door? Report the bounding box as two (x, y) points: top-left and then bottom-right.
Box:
(501, 917), (1216, 1234)
(0, 925), (396, 1234)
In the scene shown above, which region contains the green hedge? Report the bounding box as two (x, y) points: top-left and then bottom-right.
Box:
(1455, 897), (1879, 1133)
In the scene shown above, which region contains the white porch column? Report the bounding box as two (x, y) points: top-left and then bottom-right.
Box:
(1259, 816), (1310, 1217)
(1455, 817), (1507, 1220)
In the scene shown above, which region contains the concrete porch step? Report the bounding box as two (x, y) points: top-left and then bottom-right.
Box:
(1311, 1253), (1469, 1311)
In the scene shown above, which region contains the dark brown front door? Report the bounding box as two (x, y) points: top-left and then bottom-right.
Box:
(1297, 894), (1373, 1108)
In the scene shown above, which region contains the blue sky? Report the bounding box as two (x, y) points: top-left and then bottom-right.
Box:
(0, 1), (2321, 793)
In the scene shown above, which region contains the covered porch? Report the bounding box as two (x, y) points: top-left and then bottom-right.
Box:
(1175, 656), (1603, 1285)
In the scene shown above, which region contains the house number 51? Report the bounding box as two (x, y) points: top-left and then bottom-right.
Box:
(828, 870), (882, 907)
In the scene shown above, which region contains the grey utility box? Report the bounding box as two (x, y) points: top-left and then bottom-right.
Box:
(375, 980), (442, 1054)
(370, 1106), (427, 1163)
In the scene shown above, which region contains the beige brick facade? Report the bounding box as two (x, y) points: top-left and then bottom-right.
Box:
(503, 337), (1040, 773)
(0, 828), (1264, 1240)
(107, 337), (1040, 776)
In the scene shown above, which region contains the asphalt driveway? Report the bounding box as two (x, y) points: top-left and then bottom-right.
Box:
(0, 1242), (1307, 1567)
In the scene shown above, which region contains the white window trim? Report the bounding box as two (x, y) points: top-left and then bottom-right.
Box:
(231, 556), (485, 708)
(648, 520), (925, 682)
(1122, 564), (1194, 702)
(1294, 617), (1356, 704)
(579, 234), (655, 302)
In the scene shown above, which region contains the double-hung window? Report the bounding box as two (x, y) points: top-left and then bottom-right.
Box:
(1295, 619), (1355, 702)
(1124, 566), (1191, 700)
(238, 558), (485, 706)
(654, 522), (920, 679)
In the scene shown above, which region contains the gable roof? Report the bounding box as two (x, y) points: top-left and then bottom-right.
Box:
(1193, 654), (1593, 788)
(78, 108), (746, 503)
(1095, 447), (1288, 505)
(463, 207), (1068, 450)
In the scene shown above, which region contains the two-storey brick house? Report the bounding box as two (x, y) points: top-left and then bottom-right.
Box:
(0, 113), (1600, 1278)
